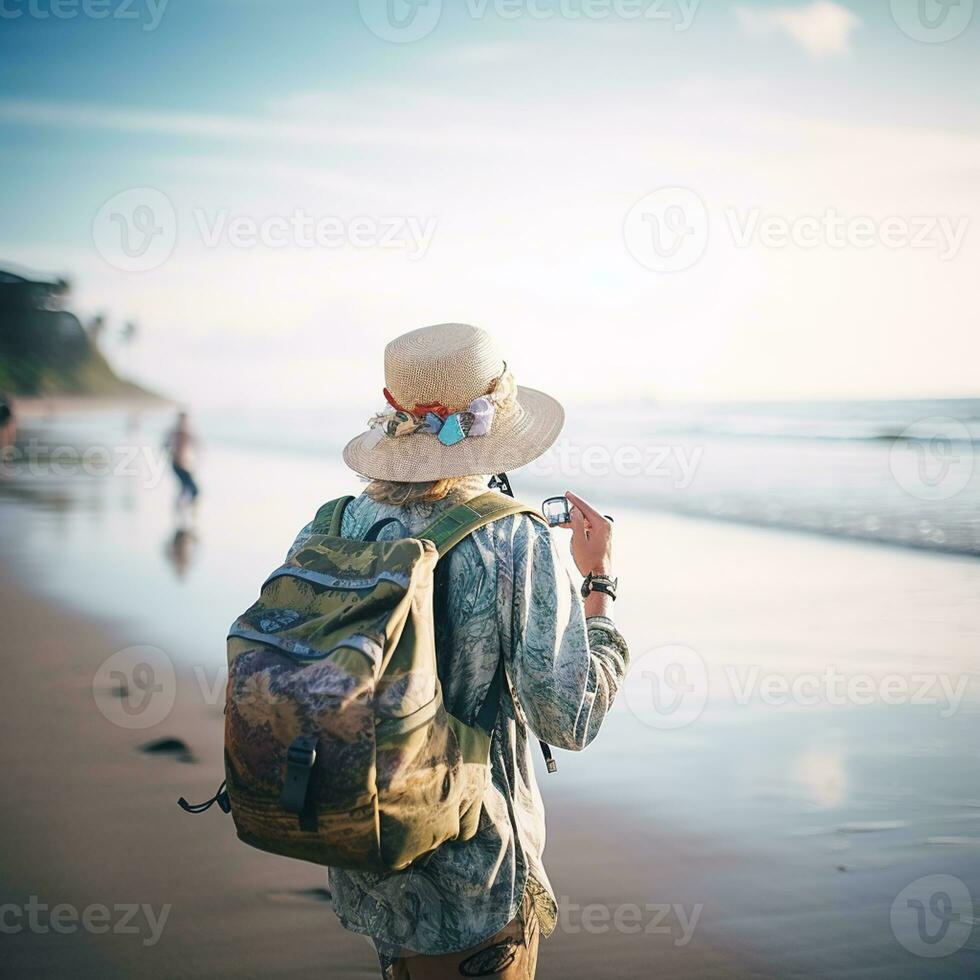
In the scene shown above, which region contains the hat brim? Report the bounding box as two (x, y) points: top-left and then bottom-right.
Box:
(342, 386), (565, 482)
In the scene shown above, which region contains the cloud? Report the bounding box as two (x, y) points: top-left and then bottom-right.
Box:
(160, 155), (394, 199)
(0, 97), (522, 151)
(735, 1), (860, 59)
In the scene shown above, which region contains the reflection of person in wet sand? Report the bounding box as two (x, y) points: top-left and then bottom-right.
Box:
(164, 527), (198, 580)
(164, 411), (200, 513)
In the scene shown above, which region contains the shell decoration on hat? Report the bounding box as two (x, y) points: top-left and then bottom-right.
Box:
(365, 364), (517, 448)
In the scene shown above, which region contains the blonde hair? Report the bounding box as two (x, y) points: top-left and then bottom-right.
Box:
(365, 477), (474, 507)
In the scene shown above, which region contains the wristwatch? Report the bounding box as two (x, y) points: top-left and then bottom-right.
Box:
(582, 571), (618, 601)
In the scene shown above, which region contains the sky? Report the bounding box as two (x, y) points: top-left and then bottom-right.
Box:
(1, 0), (979, 409)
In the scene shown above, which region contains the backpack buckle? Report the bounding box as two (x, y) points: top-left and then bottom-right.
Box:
(286, 738), (317, 769)
(280, 735), (319, 830)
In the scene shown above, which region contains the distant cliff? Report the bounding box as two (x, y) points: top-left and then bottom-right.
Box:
(0, 269), (160, 399)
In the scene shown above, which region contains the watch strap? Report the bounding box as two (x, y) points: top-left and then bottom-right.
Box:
(582, 572), (618, 601)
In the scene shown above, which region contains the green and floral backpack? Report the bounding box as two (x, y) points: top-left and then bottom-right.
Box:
(180, 491), (546, 872)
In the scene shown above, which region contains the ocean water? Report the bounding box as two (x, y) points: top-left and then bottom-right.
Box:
(522, 397), (980, 556)
(2, 396), (977, 649)
(200, 396), (980, 556)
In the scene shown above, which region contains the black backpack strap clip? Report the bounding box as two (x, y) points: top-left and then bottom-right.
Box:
(279, 735), (319, 832)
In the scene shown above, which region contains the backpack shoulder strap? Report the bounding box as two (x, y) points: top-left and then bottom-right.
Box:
(421, 491), (546, 557)
(425, 491), (557, 771)
(309, 495), (355, 536)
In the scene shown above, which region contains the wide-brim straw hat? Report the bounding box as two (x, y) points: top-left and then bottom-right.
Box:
(343, 323), (564, 482)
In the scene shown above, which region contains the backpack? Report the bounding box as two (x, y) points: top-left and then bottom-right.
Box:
(181, 490), (547, 873)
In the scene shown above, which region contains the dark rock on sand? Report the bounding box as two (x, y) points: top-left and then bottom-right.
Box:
(265, 887), (332, 905)
(138, 736), (196, 763)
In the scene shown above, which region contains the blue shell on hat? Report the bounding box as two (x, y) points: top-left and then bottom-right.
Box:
(437, 413), (467, 446)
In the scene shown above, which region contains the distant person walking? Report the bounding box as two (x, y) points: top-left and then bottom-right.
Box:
(164, 411), (200, 512)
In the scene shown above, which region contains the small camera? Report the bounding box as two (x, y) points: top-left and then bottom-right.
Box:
(541, 496), (571, 527)
(541, 496), (615, 528)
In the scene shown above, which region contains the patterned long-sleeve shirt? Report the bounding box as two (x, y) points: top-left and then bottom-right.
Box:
(286, 476), (630, 956)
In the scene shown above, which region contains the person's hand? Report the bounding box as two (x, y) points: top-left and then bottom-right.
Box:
(561, 491), (613, 577)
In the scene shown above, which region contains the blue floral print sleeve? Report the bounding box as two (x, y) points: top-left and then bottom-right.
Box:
(285, 477), (630, 958)
(500, 511), (629, 752)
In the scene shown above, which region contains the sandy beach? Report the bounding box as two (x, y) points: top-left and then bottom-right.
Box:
(0, 562), (379, 978)
(1, 408), (979, 978)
